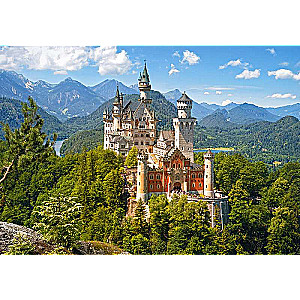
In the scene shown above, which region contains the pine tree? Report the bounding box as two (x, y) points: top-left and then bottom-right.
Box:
(124, 146), (138, 168)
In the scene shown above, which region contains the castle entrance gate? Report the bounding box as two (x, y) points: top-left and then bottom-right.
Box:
(173, 182), (181, 191)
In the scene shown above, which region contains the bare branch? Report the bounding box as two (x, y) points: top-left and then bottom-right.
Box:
(0, 160), (14, 185)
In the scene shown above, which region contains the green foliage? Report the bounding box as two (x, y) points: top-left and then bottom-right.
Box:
(266, 207), (300, 255)
(125, 146), (138, 168)
(4, 233), (36, 255)
(33, 196), (83, 250)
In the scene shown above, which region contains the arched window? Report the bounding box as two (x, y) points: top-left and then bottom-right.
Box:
(199, 182), (202, 187)
(156, 174), (161, 180)
(157, 184), (160, 189)
(192, 173), (195, 178)
(150, 174), (154, 180)
(192, 183), (195, 188)
(178, 164), (181, 168)
(150, 184), (153, 189)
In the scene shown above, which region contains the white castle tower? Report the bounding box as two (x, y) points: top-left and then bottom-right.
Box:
(173, 92), (197, 162)
(138, 61), (152, 105)
(136, 150), (148, 202)
(204, 149), (214, 197)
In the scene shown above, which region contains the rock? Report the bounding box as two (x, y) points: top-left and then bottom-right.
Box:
(0, 222), (56, 255)
(74, 241), (130, 255)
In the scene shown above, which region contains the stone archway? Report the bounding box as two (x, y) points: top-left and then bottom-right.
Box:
(173, 182), (181, 191)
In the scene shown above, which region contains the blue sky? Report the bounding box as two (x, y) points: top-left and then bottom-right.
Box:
(1, 46), (300, 107)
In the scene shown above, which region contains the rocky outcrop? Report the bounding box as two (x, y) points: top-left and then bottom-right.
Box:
(0, 222), (55, 255)
(74, 241), (129, 255)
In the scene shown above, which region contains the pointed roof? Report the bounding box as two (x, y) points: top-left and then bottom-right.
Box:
(114, 86), (120, 104)
(138, 61), (150, 83)
(178, 91), (191, 102)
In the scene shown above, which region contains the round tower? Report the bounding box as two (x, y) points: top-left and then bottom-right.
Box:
(204, 149), (214, 198)
(173, 92), (196, 162)
(136, 150), (148, 203)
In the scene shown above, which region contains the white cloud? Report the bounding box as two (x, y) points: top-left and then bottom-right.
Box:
(132, 70), (137, 74)
(235, 69), (260, 79)
(266, 48), (276, 56)
(222, 100), (232, 106)
(54, 70), (68, 75)
(219, 59), (249, 70)
(267, 93), (296, 99)
(90, 46), (132, 75)
(168, 64), (180, 76)
(204, 91), (210, 95)
(216, 91), (222, 95)
(268, 69), (300, 80)
(172, 51), (180, 58)
(0, 46), (133, 76)
(279, 62), (289, 66)
(205, 87), (234, 91)
(180, 50), (200, 65)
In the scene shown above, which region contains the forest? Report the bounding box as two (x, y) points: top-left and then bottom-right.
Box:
(0, 98), (299, 255)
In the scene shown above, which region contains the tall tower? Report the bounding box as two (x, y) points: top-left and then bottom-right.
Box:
(204, 149), (214, 198)
(138, 61), (152, 105)
(112, 86), (122, 131)
(103, 108), (110, 150)
(136, 150), (148, 202)
(173, 92), (196, 162)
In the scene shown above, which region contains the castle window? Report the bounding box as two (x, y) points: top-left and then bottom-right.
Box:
(178, 164), (181, 168)
(192, 183), (195, 188)
(188, 148), (190, 151)
(121, 145), (125, 149)
(199, 182), (202, 187)
(206, 175), (208, 178)
(141, 141), (144, 145)
(141, 134), (144, 137)
(150, 184), (153, 190)
(182, 147), (184, 150)
(206, 165), (208, 168)
(206, 185), (207, 188)
(156, 174), (161, 180)
(192, 173), (195, 178)
(135, 142), (138, 145)
(150, 174), (154, 180)
(139, 182), (140, 186)
(146, 134), (150, 137)
(145, 142), (149, 145)
(157, 184), (160, 189)
(173, 164), (175, 168)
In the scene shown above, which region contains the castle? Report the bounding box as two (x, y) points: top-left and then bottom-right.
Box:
(103, 62), (229, 227)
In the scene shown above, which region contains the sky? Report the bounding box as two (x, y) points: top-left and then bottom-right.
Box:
(0, 46), (300, 107)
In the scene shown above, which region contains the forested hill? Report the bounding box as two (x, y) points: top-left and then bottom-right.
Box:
(195, 115), (300, 163)
(0, 97), (70, 139)
(64, 90), (177, 132)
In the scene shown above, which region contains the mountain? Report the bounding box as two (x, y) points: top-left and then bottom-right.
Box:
(129, 83), (139, 92)
(228, 103), (280, 124)
(0, 70), (106, 121)
(199, 109), (236, 128)
(0, 97), (70, 139)
(163, 89), (182, 105)
(90, 79), (138, 100)
(266, 103), (300, 119)
(64, 90), (177, 135)
(194, 115), (300, 163)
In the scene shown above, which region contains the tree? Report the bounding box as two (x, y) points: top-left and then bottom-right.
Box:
(0, 97), (56, 188)
(125, 146), (138, 168)
(33, 196), (83, 250)
(266, 207), (300, 255)
(4, 234), (35, 255)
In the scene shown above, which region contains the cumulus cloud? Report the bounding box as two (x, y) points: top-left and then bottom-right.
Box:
(180, 50), (200, 65)
(221, 100), (232, 106)
(168, 64), (180, 76)
(266, 48), (276, 56)
(0, 46), (133, 76)
(219, 59), (249, 70)
(235, 69), (260, 79)
(279, 62), (289, 66)
(268, 69), (300, 80)
(54, 70), (68, 75)
(172, 51), (180, 58)
(267, 93), (296, 99)
(216, 91), (222, 95)
(90, 46), (132, 75)
(204, 91), (210, 95)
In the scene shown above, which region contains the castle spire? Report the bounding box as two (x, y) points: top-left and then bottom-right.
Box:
(138, 60), (151, 103)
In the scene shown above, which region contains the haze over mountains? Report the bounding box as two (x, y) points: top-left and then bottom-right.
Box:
(1, 69), (300, 130)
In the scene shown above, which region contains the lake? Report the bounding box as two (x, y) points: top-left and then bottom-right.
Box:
(194, 149), (233, 154)
(53, 140), (65, 156)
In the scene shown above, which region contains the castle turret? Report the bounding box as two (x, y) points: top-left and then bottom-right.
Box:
(136, 150), (148, 202)
(138, 61), (152, 105)
(173, 92), (197, 162)
(204, 149), (214, 198)
(112, 86), (122, 131)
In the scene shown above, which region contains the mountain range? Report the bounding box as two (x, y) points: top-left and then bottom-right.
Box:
(1, 70), (300, 130)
